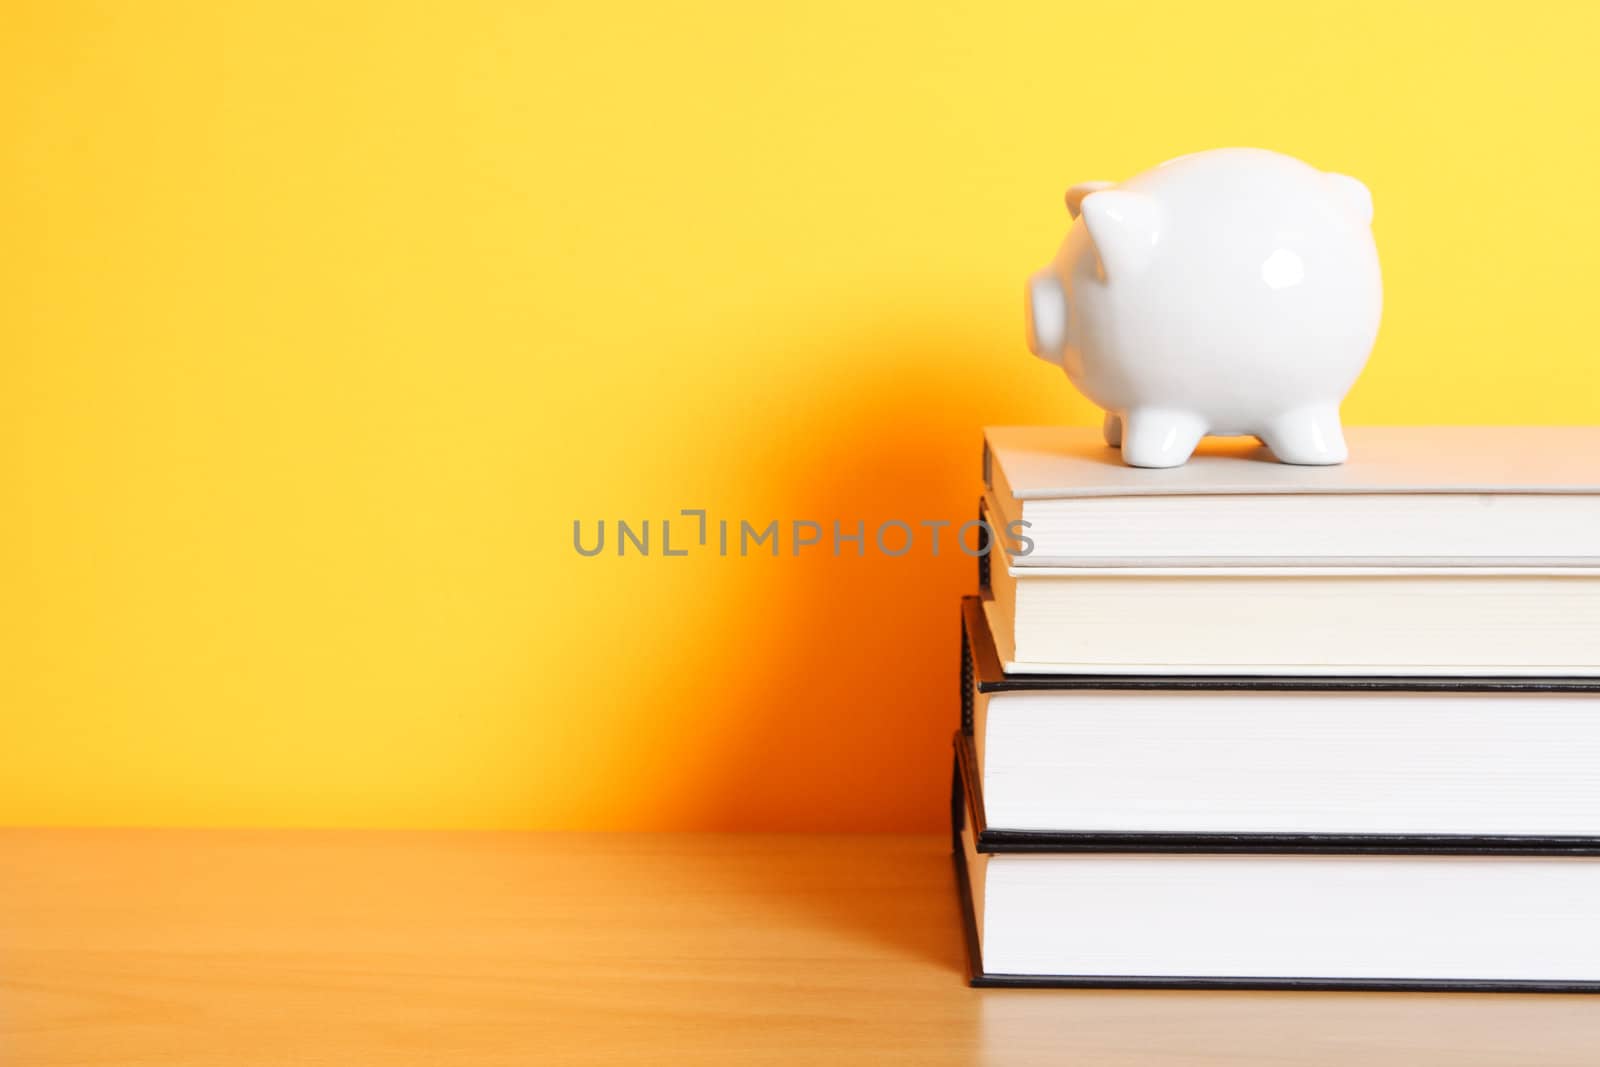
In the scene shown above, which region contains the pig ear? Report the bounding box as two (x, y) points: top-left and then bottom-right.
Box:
(1065, 181), (1115, 220)
(1325, 173), (1373, 226)
(1079, 190), (1163, 279)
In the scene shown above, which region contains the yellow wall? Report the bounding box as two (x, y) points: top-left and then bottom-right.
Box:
(4, 1), (1597, 830)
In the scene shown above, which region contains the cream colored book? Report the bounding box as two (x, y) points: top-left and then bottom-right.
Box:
(984, 547), (1600, 676)
(984, 425), (1600, 566)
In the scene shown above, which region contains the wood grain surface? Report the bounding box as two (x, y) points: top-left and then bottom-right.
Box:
(3, 830), (1598, 1065)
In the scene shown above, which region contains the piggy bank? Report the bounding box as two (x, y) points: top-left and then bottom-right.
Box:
(1025, 148), (1381, 467)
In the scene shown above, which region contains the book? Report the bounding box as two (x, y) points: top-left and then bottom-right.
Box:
(958, 425), (1600, 991)
(958, 597), (1600, 841)
(981, 537), (1600, 675)
(952, 745), (1600, 991)
(983, 425), (1600, 567)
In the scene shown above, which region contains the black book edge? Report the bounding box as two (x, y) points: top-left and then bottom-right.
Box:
(954, 728), (1600, 855)
(975, 498), (992, 600)
(959, 607), (975, 734)
(949, 748), (1600, 992)
(959, 595), (1600, 693)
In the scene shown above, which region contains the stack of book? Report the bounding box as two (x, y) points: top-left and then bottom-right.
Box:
(955, 426), (1600, 991)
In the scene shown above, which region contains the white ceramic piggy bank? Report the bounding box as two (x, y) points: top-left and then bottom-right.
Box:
(1026, 148), (1381, 467)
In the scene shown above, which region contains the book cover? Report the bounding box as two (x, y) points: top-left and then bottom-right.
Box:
(951, 747), (1600, 992)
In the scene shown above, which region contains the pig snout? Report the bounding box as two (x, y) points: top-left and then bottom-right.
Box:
(1026, 271), (1067, 365)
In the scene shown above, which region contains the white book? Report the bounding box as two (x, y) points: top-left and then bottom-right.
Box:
(976, 690), (1600, 835)
(961, 600), (1600, 836)
(985, 425), (1600, 566)
(957, 816), (1600, 987)
(984, 549), (1600, 675)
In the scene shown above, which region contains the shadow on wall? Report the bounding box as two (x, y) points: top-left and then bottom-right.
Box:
(648, 321), (1092, 832)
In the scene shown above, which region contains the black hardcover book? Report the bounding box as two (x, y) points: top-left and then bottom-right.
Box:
(959, 596), (1600, 852)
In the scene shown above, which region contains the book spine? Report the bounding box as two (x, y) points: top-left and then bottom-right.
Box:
(960, 611), (975, 734)
(976, 499), (991, 597)
(951, 750), (964, 851)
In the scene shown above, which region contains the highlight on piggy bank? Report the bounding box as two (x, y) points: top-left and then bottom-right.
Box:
(1025, 148), (1382, 469)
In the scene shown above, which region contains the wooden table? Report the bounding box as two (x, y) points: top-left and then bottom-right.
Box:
(3, 830), (1598, 1064)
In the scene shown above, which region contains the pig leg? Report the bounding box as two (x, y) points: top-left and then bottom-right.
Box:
(1260, 406), (1348, 465)
(1102, 412), (1123, 447)
(1120, 410), (1207, 468)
